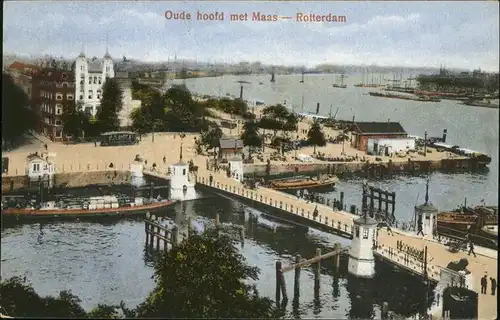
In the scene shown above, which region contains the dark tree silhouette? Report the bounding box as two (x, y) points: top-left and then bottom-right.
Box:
(307, 120), (327, 154)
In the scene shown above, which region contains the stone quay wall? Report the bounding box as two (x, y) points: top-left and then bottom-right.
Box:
(2, 170), (131, 192)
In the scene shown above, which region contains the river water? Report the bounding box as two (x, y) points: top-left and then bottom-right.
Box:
(1, 191), (433, 319)
(1, 74), (496, 318)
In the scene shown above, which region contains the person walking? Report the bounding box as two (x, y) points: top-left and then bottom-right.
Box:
(416, 224), (424, 236)
(491, 277), (497, 296)
(468, 240), (476, 257)
(481, 275), (487, 294)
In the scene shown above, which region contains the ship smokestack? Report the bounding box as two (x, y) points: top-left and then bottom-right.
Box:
(239, 85), (243, 100)
(316, 103), (320, 115)
(442, 129), (447, 143)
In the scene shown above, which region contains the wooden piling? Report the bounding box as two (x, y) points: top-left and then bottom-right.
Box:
(171, 226), (179, 247)
(293, 254), (301, 301)
(155, 223), (160, 250)
(215, 213), (220, 227)
(382, 301), (389, 319)
(333, 243), (341, 272)
(276, 261), (282, 303)
(314, 248), (321, 292)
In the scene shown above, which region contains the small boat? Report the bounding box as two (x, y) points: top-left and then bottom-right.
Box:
(269, 175), (339, 190)
(2, 199), (177, 220)
(437, 205), (498, 249)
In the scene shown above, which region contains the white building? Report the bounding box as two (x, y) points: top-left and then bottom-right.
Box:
(74, 50), (115, 116)
(169, 146), (196, 202)
(228, 156), (244, 183)
(367, 138), (416, 156)
(26, 153), (55, 188)
(413, 179), (438, 238)
(348, 214), (378, 278)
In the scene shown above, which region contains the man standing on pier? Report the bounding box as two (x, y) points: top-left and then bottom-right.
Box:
(481, 274), (488, 294)
(490, 277), (497, 296)
(467, 239), (476, 257)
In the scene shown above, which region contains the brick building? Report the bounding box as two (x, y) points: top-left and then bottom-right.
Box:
(351, 122), (408, 151)
(32, 69), (76, 142)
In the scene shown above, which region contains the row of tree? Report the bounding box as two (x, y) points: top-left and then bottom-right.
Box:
(0, 231), (278, 319)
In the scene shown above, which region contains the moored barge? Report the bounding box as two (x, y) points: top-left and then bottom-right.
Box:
(269, 175), (339, 190)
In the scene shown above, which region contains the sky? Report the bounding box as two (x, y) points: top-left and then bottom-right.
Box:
(3, 1), (500, 71)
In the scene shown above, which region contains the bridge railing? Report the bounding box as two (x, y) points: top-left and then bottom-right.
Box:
(195, 172), (354, 237)
(374, 243), (443, 281)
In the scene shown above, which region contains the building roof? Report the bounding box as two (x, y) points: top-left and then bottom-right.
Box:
(353, 214), (378, 226)
(415, 202), (438, 212)
(8, 61), (41, 75)
(88, 59), (104, 72)
(26, 153), (46, 161)
(354, 122), (407, 135)
(34, 69), (75, 82)
(219, 137), (244, 149)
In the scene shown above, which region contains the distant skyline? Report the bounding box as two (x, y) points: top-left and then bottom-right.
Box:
(3, 1), (499, 72)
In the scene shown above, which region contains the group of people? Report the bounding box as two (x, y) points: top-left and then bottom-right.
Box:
(396, 240), (424, 261)
(480, 274), (497, 296)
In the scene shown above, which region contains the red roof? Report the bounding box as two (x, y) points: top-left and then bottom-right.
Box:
(8, 61), (41, 75)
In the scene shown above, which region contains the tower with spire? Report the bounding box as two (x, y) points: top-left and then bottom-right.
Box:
(413, 174), (438, 238)
(168, 141), (196, 202)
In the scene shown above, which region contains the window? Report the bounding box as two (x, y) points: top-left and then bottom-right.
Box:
(98, 77), (102, 84)
(106, 66), (110, 72)
(93, 77), (97, 84)
(355, 225), (360, 238)
(183, 169), (186, 175)
(55, 120), (62, 126)
(56, 94), (63, 100)
(62, 73), (67, 80)
(88, 90), (93, 99)
(55, 129), (62, 137)
(363, 228), (369, 239)
(80, 79), (84, 85)
(63, 82), (68, 87)
(56, 82), (63, 88)
(67, 94), (74, 100)
(97, 90), (101, 99)
(55, 104), (63, 115)
(32, 163), (40, 172)
(79, 95), (84, 100)
(89, 78), (92, 84)
(81, 66), (84, 71)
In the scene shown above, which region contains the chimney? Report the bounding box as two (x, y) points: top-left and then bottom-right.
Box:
(442, 129), (447, 143)
(352, 115), (355, 123)
(316, 103), (320, 115)
(239, 85), (243, 100)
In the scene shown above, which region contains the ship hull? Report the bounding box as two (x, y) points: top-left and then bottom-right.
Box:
(1, 200), (177, 221)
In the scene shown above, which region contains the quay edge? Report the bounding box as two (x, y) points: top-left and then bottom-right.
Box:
(244, 157), (489, 177)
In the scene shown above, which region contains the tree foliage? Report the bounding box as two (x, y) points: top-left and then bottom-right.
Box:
(2, 73), (39, 146)
(240, 120), (262, 154)
(258, 104), (297, 133)
(135, 231), (276, 318)
(130, 84), (203, 133)
(200, 122), (223, 156)
(62, 100), (92, 139)
(201, 97), (255, 119)
(307, 120), (327, 154)
(96, 77), (123, 133)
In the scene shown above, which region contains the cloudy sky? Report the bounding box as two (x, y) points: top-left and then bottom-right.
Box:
(3, 1), (499, 71)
